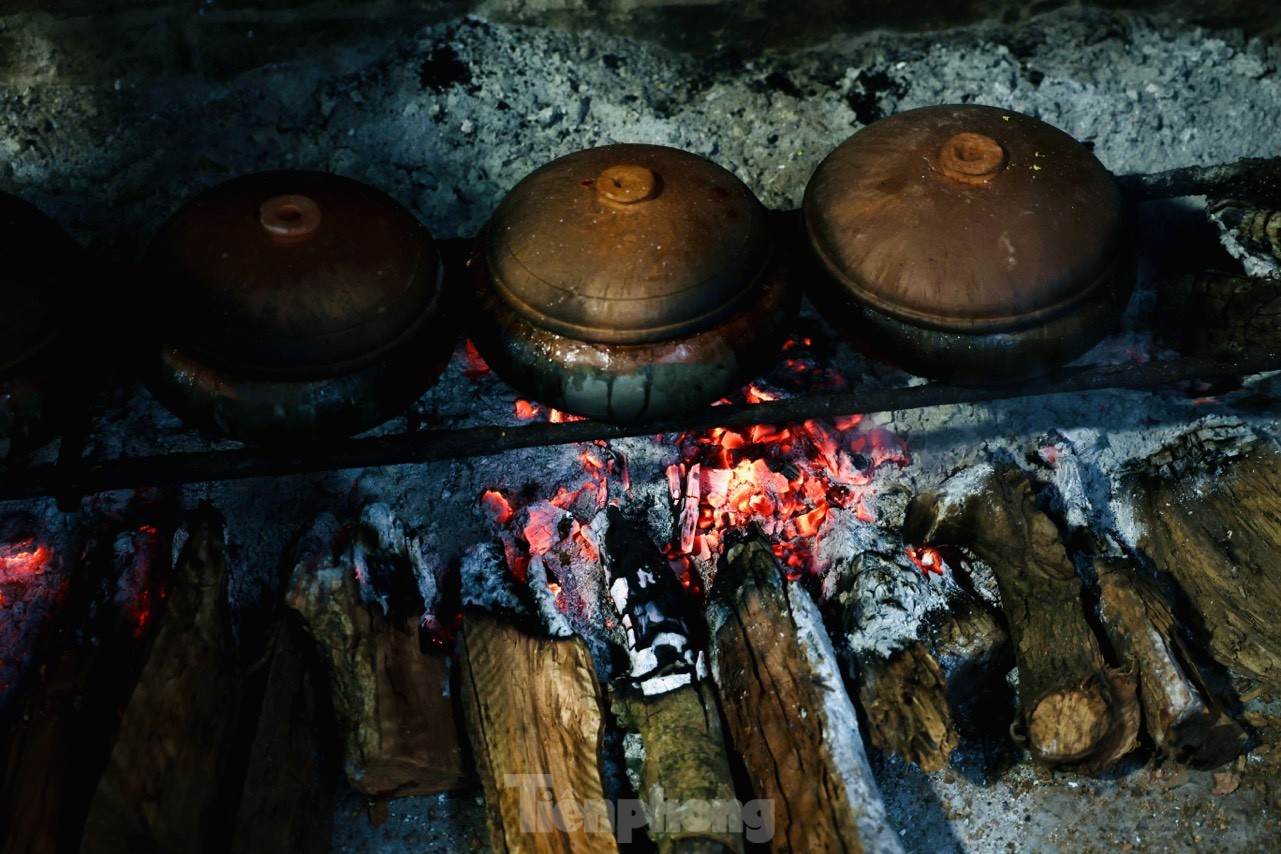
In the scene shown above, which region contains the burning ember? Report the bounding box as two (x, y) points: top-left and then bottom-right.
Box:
(0, 537), (51, 580)
(665, 409), (908, 582)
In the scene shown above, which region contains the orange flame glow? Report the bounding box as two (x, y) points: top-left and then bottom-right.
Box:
(907, 546), (945, 577)
(0, 538), (51, 578)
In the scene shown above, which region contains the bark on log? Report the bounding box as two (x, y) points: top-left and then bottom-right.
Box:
(230, 617), (338, 853)
(822, 551), (959, 773)
(285, 537), (469, 798)
(81, 504), (241, 853)
(927, 592), (1013, 714)
(1123, 427), (1281, 689)
(707, 530), (903, 854)
(1094, 556), (1246, 768)
(0, 515), (170, 854)
(458, 611), (618, 854)
(904, 463), (1140, 772)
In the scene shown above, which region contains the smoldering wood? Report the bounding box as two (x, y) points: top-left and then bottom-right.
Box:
(230, 618), (338, 853)
(1123, 427), (1281, 689)
(822, 551), (959, 773)
(903, 463), (1140, 773)
(81, 504), (241, 853)
(458, 611), (618, 854)
(6, 350), (1281, 503)
(1117, 155), (1281, 203)
(285, 537), (470, 798)
(707, 531), (904, 854)
(0, 515), (171, 854)
(603, 507), (741, 853)
(1162, 272), (1281, 359)
(927, 591), (1013, 714)
(1094, 555), (1246, 768)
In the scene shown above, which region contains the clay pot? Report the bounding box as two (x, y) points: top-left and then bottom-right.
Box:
(803, 104), (1135, 384)
(471, 143), (798, 421)
(0, 193), (84, 462)
(146, 171), (453, 444)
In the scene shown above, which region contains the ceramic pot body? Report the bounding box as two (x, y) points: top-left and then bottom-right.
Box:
(146, 170), (453, 444)
(473, 143), (798, 421)
(0, 193), (83, 462)
(803, 104), (1135, 384)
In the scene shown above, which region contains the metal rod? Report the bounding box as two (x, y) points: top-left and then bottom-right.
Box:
(2, 350), (1278, 503)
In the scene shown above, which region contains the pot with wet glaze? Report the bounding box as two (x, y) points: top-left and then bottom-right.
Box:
(146, 170), (454, 444)
(471, 143), (798, 421)
(803, 104), (1135, 384)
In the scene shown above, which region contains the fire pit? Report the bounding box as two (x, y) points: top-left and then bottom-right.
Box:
(2, 3), (1281, 852)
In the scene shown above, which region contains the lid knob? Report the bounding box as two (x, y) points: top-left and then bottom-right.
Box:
(937, 132), (1008, 185)
(595, 164), (658, 205)
(260, 194), (322, 241)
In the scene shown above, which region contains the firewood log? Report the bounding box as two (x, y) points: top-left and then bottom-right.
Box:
(707, 530), (904, 854)
(603, 507), (742, 853)
(81, 503), (241, 853)
(904, 463), (1140, 773)
(284, 512), (469, 798)
(0, 512), (171, 854)
(822, 549), (960, 773)
(229, 616), (338, 853)
(459, 612), (617, 853)
(1122, 426), (1281, 689)
(1094, 555), (1246, 768)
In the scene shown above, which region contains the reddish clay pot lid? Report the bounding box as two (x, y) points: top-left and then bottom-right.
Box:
(150, 171), (442, 379)
(0, 193), (79, 372)
(485, 143), (770, 345)
(803, 105), (1127, 332)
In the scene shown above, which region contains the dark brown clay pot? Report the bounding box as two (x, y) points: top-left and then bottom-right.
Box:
(146, 171), (453, 444)
(472, 143), (798, 421)
(0, 193), (83, 462)
(803, 104), (1135, 384)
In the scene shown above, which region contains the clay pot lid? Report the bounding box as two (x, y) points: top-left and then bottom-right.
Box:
(0, 192), (79, 373)
(484, 143), (770, 345)
(803, 104), (1127, 332)
(150, 170), (442, 379)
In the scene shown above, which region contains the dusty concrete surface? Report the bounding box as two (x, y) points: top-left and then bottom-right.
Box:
(3, 4), (1281, 852)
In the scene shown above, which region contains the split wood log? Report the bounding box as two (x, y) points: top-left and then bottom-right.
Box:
(604, 506), (742, 853)
(0, 514), (171, 854)
(230, 617), (338, 853)
(707, 529), (903, 854)
(1123, 426), (1281, 689)
(822, 550), (959, 773)
(904, 463), (1140, 773)
(284, 513), (469, 798)
(81, 503), (242, 853)
(1094, 555), (1246, 768)
(1162, 271), (1281, 359)
(459, 611), (618, 854)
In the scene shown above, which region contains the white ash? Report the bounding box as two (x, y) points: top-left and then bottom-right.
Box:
(1208, 202), (1281, 279)
(525, 554), (574, 638)
(459, 540), (525, 615)
(784, 579), (906, 853)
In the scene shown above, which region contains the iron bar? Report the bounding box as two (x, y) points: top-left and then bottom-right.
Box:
(1, 350), (1278, 502)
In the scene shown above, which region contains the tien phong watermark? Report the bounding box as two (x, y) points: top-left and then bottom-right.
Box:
(504, 775), (775, 844)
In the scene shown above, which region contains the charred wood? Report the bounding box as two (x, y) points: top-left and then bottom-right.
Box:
(603, 507), (741, 854)
(0, 508), (171, 854)
(707, 530), (903, 854)
(1162, 271), (1281, 359)
(904, 463), (1140, 773)
(285, 512), (469, 799)
(81, 504), (241, 853)
(1123, 426), (1281, 690)
(1094, 555), (1246, 768)
(821, 551), (959, 773)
